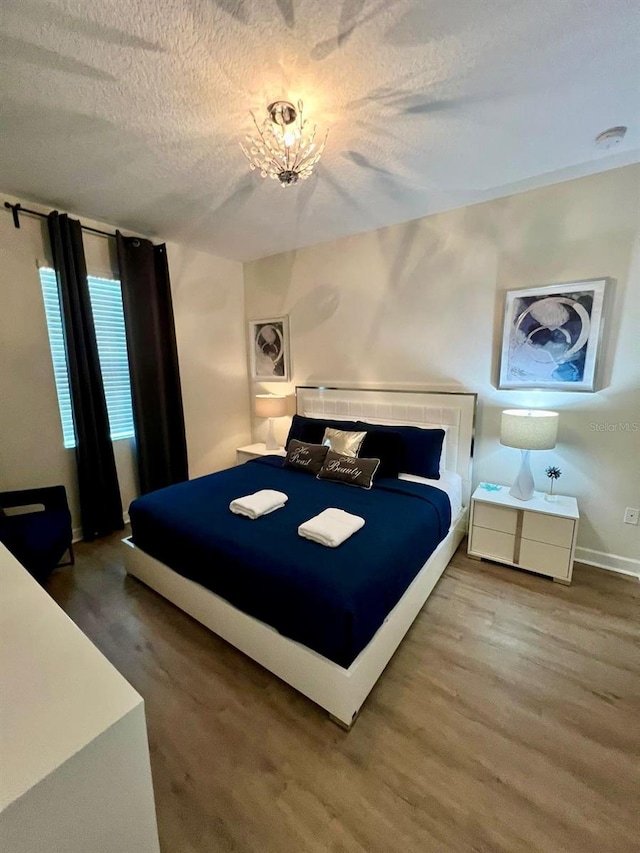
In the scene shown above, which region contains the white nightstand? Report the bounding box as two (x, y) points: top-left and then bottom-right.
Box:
(468, 484), (579, 584)
(236, 443), (287, 465)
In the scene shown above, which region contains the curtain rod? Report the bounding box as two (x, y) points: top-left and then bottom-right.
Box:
(3, 201), (116, 240)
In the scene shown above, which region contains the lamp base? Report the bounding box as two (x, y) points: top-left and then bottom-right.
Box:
(264, 418), (280, 452)
(509, 449), (535, 501)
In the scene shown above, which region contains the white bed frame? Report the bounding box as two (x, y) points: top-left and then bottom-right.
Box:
(124, 387), (476, 728)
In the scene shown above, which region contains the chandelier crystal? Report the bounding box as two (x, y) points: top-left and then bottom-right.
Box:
(240, 99), (328, 187)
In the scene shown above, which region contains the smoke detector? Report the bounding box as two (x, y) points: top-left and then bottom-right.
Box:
(595, 126), (627, 149)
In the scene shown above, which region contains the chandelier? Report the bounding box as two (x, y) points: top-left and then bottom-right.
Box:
(240, 100), (328, 187)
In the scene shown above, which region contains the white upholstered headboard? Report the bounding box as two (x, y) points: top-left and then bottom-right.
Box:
(296, 386), (477, 507)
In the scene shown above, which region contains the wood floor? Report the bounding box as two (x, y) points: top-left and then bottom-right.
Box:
(46, 534), (639, 853)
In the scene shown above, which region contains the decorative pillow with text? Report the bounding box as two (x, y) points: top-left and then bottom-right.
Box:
(317, 450), (380, 490)
(285, 440), (330, 475)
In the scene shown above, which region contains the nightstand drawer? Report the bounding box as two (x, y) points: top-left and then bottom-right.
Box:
(470, 527), (515, 562)
(518, 539), (571, 579)
(469, 485), (578, 584)
(522, 513), (574, 548)
(473, 503), (518, 535)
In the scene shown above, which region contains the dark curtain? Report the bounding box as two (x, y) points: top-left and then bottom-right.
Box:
(48, 212), (124, 540)
(116, 233), (188, 495)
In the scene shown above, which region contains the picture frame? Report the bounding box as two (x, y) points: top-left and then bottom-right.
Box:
(498, 279), (607, 392)
(248, 316), (290, 382)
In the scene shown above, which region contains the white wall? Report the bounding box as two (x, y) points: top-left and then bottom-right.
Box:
(168, 241), (250, 479)
(0, 195), (250, 532)
(244, 166), (640, 569)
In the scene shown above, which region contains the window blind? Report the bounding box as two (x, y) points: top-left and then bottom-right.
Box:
(39, 268), (135, 448)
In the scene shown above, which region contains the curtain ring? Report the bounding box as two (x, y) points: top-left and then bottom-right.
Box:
(132, 239), (141, 248)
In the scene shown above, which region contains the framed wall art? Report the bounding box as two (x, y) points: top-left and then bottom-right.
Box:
(498, 279), (607, 392)
(249, 316), (290, 382)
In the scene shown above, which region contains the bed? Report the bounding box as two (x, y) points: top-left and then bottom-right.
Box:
(124, 387), (476, 727)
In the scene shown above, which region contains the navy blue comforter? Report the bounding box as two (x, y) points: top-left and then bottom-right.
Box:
(129, 456), (451, 667)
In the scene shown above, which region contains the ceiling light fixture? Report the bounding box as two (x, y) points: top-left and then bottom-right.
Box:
(240, 100), (328, 187)
(595, 126), (627, 149)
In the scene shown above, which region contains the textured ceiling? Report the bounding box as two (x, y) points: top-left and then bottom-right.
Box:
(1, 0), (638, 261)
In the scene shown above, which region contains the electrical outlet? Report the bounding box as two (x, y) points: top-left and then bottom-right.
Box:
(623, 507), (639, 525)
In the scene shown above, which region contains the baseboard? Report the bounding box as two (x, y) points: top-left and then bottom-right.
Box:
(574, 547), (640, 580)
(72, 512), (130, 545)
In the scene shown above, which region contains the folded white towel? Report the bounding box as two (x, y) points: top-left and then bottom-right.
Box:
(298, 507), (365, 548)
(229, 490), (288, 520)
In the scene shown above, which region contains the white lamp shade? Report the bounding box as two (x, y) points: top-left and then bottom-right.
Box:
(500, 409), (559, 450)
(255, 394), (288, 419)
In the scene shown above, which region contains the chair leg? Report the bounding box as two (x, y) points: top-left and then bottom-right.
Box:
(57, 543), (75, 568)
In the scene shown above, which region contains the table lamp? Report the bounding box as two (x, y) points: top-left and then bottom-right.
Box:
(500, 409), (559, 501)
(255, 394), (288, 451)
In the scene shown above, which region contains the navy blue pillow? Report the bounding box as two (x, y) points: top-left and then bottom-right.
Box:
(359, 430), (403, 479)
(355, 421), (444, 480)
(285, 415), (360, 449)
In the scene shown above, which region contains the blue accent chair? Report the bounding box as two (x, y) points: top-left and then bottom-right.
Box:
(0, 486), (73, 583)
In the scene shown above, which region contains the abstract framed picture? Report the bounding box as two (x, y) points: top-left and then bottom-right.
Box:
(249, 316), (290, 382)
(498, 279), (607, 392)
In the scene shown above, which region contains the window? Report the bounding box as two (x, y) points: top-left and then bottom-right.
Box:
(39, 268), (135, 448)
(40, 268), (75, 448)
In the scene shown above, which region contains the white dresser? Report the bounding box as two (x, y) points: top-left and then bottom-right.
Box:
(468, 484), (579, 584)
(0, 544), (160, 853)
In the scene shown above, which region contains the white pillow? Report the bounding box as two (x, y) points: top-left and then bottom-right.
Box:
(398, 471), (463, 519)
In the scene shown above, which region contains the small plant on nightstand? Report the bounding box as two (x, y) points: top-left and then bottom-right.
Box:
(545, 465), (562, 502)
